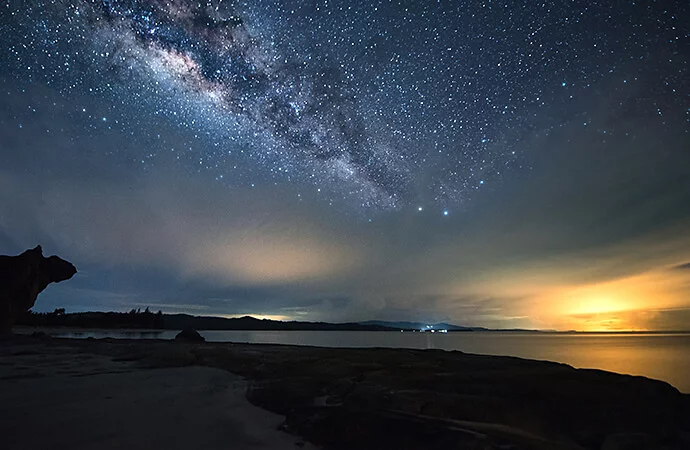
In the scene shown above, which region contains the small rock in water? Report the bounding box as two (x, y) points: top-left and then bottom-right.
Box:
(174, 328), (205, 342)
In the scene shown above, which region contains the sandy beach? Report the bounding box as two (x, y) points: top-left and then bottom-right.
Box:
(2, 334), (689, 450)
(0, 338), (313, 450)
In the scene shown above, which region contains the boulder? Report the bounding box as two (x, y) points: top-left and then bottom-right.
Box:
(0, 246), (76, 332)
(175, 328), (205, 343)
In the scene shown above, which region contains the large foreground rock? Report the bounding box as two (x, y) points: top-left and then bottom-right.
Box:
(0, 246), (76, 332)
(192, 345), (690, 450)
(3, 337), (689, 449)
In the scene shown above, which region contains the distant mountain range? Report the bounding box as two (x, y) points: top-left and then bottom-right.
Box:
(358, 320), (488, 331)
(163, 314), (398, 331)
(20, 310), (543, 332)
(20, 311), (397, 331)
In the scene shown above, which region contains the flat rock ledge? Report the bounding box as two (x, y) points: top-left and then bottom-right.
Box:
(2, 334), (689, 450)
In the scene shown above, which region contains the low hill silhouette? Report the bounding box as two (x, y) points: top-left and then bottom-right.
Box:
(17, 310), (398, 331)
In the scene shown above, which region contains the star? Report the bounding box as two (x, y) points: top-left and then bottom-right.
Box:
(1, 0), (686, 215)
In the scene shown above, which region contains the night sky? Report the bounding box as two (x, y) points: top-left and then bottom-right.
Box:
(1, 0), (688, 330)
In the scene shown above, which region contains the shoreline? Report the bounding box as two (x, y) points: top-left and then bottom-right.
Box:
(14, 325), (690, 394)
(15, 325), (690, 335)
(2, 334), (690, 449)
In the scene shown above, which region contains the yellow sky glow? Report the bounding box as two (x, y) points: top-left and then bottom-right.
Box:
(533, 269), (690, 331)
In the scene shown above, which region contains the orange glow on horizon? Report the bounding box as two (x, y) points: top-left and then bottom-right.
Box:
(445, 260), (690, 331)
(538, 269), (690, 331)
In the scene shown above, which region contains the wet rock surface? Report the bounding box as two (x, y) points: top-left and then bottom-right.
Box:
(199, 346), (689, 450)
(2, 335), (689, 450)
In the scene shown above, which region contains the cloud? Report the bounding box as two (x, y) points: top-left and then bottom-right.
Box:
(673, 262), (690, 271)
(0, 167), (366, 288)
(3, 145), (690, 329)
(1, 78), (689, 328)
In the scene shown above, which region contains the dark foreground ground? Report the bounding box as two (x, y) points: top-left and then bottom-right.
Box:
(1, 334), (689, 450)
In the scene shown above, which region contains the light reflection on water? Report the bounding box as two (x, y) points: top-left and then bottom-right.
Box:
(42, 329), (690, 393)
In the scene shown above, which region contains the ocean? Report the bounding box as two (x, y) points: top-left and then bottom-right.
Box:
(41, 329), (690, 393)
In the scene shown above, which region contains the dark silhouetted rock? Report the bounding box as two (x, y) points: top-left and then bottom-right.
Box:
(175, 328), (205, 342)
(600, 432), (656, 450)
(30, 331), (50, 339)
(601, 433), (661, 450)
(0, 246), (76, 332)
(2, 338), (688, 449)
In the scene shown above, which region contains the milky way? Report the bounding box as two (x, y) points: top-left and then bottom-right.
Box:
(2, 0), (687, 212)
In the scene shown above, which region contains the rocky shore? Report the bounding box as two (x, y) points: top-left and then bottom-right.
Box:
(1, 333), (689, 450)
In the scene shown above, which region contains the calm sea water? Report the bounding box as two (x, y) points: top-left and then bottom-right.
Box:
(42, 329), (690, 393)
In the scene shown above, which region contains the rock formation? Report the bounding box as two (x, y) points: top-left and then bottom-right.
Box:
(175, 327), (205, 342)
(0, 246), (76, 332)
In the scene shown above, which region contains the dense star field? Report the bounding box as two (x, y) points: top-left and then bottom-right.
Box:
(3, 0), (685, 211)
(1, 0), (689, 329)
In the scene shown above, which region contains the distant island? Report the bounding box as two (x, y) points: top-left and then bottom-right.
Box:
(17, 309), (545, 332)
